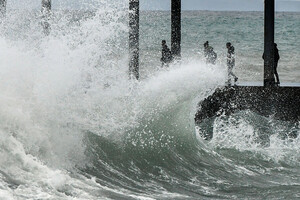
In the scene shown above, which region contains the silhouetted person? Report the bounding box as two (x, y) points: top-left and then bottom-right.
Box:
(161, 40), (173, 67)
(204, 41), (217, 65)
(263, 43), (280, 85)
(274, 43), (280, 85)
(226, 42), (238, 85)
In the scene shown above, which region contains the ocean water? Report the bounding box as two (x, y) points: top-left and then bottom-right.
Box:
(0, 2), (300, 199)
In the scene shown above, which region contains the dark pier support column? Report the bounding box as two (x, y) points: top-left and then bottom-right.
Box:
(0, 0), (6, 17)
(264, 0), (275, 86)
(41, 0), (51, 35)
(129, 0), (139, 80)
(42, 0), (51, 13)
(171, 0), (181, 58)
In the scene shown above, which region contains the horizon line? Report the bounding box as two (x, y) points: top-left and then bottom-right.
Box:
(142, 9), (300, 13)
(5, 8), (300, 13)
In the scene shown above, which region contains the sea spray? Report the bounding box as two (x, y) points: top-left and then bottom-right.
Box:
(0, 3), (300, 199)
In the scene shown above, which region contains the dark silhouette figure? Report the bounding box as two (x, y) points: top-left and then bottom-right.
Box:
(274, 43), (280, 84)
(161, 40), (173, 67)
(226, 42), (238, 85)
(262, 43), (280, 85)
(204, 41), (217, 65)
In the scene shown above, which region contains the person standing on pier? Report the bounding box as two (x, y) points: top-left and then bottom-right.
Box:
(226, 42), (238, 85)
(161, 40), (173, 67)
(273, 43), (280, 85)
(262, 43), (280, 85)
(204, 41), (217, 65)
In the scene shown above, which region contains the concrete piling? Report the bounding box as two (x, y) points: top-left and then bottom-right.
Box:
(42, 0), (51, 35)
(171, 0), (181, 58)
(0, 0), (6, 17)
(264, 0), (275, 86)
(129, 0), (139, 80)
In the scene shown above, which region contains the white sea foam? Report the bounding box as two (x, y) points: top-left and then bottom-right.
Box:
(0, 1), (300, 199)
(208, 112), (300, 165)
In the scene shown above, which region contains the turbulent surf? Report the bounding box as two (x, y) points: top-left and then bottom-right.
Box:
(0, 1), (300, 199)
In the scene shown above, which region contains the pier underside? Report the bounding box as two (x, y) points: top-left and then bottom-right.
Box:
(195, 83), (300, 140)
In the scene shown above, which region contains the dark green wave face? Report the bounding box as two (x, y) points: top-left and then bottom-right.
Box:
(83, 102), (300, 199)
(0, 5), (300, 200)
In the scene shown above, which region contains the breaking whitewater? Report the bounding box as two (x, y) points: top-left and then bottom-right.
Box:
(1, 2), (300, 200)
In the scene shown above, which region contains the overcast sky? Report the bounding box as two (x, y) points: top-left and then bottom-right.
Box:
(7, 0), (300, 12)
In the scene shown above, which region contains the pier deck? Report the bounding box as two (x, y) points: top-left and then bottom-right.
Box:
(236, 82), (300, 87)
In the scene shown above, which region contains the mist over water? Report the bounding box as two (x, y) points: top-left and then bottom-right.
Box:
(0, 1), (300, 199)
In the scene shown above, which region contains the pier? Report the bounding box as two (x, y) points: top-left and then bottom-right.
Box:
(126, 0), (299, 131)
(195, 0), (300, 140)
